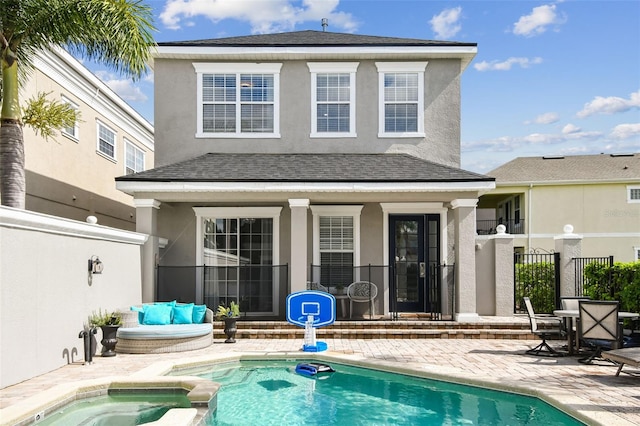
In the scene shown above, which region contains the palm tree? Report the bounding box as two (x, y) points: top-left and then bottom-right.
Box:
(0, 0), (155, 208)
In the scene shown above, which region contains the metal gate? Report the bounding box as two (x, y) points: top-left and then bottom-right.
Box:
(514, 250), (560, 314)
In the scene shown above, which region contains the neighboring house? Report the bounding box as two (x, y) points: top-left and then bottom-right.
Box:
(478, 153), (640, 262)
(18, 47), (154, 230)
(116, 30), (495, 320)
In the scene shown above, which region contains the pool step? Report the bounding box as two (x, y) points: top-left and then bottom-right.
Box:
(213, 320), (538, 340)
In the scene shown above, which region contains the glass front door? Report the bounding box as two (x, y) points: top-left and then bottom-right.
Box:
(390, 215), (440, 313)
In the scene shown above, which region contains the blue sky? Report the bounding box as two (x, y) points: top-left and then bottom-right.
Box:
(90, 0), (640, 173)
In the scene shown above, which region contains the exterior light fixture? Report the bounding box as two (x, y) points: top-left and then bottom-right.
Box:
(88, 256), (104, 274)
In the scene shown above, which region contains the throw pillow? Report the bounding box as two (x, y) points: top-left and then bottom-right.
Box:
(192, 304), (207, 324)
(142, 304), (172, 325)
(173, 303), (194, 324)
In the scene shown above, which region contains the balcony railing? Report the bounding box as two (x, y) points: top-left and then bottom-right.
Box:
(476, 219), (526, 235)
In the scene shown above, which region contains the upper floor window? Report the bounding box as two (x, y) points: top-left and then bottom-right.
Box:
(375, 62), (427, 138)
(61, 96), (79, 141)
(628, 186), (640, 203)
(307, 63), (358, 137)
(193, 63), (282, 138)
(96, 120), (116, 160)
(125, 140), (145, 174)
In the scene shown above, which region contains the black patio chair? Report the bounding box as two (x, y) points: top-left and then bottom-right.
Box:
(523, 297), (566, 357)
(578, 300), (622, 364)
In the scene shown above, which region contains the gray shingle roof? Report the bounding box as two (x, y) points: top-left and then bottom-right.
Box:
(158, 30), (476, 48)
(116, 153), (492, 183)
(488, 153), (640, 183)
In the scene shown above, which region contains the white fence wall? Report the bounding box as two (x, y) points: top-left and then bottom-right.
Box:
(0, 207), (147, 388)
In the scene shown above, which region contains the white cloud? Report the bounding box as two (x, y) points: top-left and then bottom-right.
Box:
(429, 7), (462, 39)
(463, 129), (602, 153)
(95, 71), (148, 102)
(576, 90), (640, 118)
(562, 123), (581, 134)
(513, 4), (567, 37)
(159, 0), (358, 33)
(474, 57), (543, 71)
(533, 112), (559, 125)
(610, 123), (640, 140)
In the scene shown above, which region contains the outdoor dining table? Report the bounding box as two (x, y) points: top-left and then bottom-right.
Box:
(553, 309), (640, 355)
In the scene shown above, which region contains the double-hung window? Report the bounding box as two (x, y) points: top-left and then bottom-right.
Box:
(375, 62), (427, 137)
(307, 63), (358, 137)
(311, 206), (363, 289)
(61, 96), (79, 141)
(194, 63), (282, 138)
(628, 185), (640, 203)
(96, 120), (116, 160)
(125, 140), (145, 174)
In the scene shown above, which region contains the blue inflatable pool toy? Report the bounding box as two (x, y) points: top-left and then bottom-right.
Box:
(295, 362), (335, 377)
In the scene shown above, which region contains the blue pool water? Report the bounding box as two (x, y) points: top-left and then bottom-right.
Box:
(182, 360), (584, 426)
(33, 390), (191, 425)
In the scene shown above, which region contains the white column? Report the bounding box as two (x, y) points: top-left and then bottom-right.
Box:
(554, 224), (583, 297)
(451, 199), (480, 322)
(289, 199), (310, 294)
(134, 199), (160, 303)
(492, 225), (515, 316)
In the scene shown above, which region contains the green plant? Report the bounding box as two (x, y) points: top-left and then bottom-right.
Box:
(515, 262), (556, 313)
(216, 301), (240, 319)
(89, 309), (122, 327)
(584, 261), (640, 313)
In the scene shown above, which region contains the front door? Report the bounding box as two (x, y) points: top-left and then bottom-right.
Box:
(389, 215), (440, 313)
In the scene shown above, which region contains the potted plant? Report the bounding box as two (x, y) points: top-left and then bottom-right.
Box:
(89, 309), (122, 357)
(216, 301), (240, 343)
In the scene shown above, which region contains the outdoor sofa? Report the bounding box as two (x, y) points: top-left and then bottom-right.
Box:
(116, 301), (214, 354)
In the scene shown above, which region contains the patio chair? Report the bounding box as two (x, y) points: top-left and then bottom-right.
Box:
(560, 296), (591, 311)
(577, 300), (621, 364)
(347, 281), (378, 319)
(523, 297), (566, 357)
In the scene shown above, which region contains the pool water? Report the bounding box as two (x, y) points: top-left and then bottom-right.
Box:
(186, 360), (584, 426)
(34, 390), (191, 425)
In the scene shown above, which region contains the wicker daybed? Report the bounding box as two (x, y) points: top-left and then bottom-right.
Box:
(116, 303), (214, 354)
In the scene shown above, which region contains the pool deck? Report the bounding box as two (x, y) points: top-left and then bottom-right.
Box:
(2, 338), (640, 425)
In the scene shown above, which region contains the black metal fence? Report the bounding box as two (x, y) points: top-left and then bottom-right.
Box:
(514, 251), (560, 314)
(308, 264), (390, 320)
(157, 264), (289, 314)
(573, 256), (614, 296)
(429, 264), (455, 321)
(477, 219), (526, 235)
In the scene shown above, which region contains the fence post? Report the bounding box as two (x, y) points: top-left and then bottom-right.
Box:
(492, 225), (514, 316)
(553, 224), (582, 299)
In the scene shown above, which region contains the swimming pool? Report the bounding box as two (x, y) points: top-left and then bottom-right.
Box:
(176, 360), (585, 426)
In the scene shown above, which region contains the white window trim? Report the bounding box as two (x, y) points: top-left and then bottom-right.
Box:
(61, 95), (80, 142)
(193, 62), (282, 138)
(307, 62), (359, 138)
(193, 206), (282, 316)
(634, 246), (640, 261)
(96, 119), (117, 161)
(375, 62), (428, 138)
(124, 139), (145, 175)
(627, 185), (640, 203)
(310, 205), (363, 269)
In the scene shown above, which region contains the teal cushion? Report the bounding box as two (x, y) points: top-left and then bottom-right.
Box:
(154, 301), (177, 322)
(131, 305), (145, 324)
(142, 304), (172, 325)
(192, 304), (207, 324)
(173, 303), (194, 324)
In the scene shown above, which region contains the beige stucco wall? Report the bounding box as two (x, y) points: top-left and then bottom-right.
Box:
(0, 207), (146, 388)
(17, 50), (154, 231)
(491, 182), (640, 261)
(153, 58), (462, 168)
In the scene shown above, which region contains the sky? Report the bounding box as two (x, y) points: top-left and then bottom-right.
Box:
(87, 0), (640, 174)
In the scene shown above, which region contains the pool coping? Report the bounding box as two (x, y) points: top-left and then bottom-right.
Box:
(1, 350), (634, 426)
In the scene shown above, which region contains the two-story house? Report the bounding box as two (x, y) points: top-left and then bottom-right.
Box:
(477, 153), (640, 261)
(20, 47), (154, 230)
(116, 31), (494, 320)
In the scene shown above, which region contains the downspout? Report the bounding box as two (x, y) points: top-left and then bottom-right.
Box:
(527, 184), (533, 250)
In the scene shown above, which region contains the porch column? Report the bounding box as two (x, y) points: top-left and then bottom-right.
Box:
(134, 199), (160, 303)
(493, 225), (515, 316)
(289, 199), (310, 294)
(451, 199), (479, 322)
(554, 224), (583, 298)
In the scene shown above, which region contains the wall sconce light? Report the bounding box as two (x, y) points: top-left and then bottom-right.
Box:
(88, 256), (104, 274)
